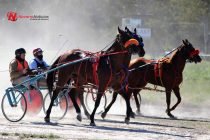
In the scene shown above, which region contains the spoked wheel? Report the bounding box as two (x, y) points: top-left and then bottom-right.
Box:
(1, 89), (27, 122)
(84, 88), (107, 114)
(43, 91), (68, 121)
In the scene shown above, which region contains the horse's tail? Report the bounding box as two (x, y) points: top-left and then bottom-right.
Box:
(47, 56), (60, 93)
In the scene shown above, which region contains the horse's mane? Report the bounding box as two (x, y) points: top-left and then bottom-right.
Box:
(160, 46), (181, 64)
(63, 49), (82, 55)
(105, 37), (120, 53)
(129, 46), (181, 67)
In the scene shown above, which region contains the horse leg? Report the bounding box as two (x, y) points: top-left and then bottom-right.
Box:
(165, 90), (176, 119)
(121, 90), (134, 124)
(101, 91), (118, 119)
(79, 89), (90, 119)
(90, 91), (103, 126)
(170, 86), (181, 112)
(44, 88), (60, 123)
(69, 88), (82, 122)
(126, 89), (136, 118)
(133, 90), (141, 115)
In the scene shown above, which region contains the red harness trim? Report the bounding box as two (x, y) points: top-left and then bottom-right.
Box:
(153, 59), (164, 86)
(154, 60), (162, 78)
(54, 50), (128, 91)
(125, 85), (129, 93)
(189, 49), (199, 58)
(92, 56), (100, 85)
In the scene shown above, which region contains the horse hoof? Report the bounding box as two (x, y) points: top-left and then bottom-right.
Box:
(167, 113), (177, 119)
(44, 117), (50, 123)
(101, 112), (106, 119)
(130, 112), (135, 118)
(169, 114), (177, 119)
(125, 118), (130, 124)
(77, 114), (82, 122)
(90, 122), (96, 126)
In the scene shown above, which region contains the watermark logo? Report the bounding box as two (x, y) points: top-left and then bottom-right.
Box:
(6, 11), (49, 22)
(7, 11), (18, 21)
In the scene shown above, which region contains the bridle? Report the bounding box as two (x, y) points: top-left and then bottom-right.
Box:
(178, 44), (200, 60)
(109, 34), (139, 54)
(189, 49), (200, 58)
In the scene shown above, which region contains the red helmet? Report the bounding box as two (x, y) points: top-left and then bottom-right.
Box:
(33, 48), (43, 56)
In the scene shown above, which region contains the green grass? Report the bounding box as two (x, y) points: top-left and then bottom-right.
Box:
(183, 61), (210, 81)
(182, 61), (210, 104)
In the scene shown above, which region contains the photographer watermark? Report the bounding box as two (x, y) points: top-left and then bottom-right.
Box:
(7, 11), (49, 22)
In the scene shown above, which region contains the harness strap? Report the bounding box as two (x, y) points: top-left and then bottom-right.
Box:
(128, 86), (165, 92)
(92, 56), (100, 85)
(53, 51), (128, 67)
(85, 61), (88, 83)
(158, 61), (164, 86)
(104, 56), (112, 91)
(76, 62), (82, 87)
(154, 60), (164, 86)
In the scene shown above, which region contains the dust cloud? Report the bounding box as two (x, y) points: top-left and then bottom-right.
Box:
(0, 0), (209, 119)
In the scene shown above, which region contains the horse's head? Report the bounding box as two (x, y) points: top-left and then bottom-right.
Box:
(181, 39), (202, 63)
(125, 27), (145, 57)
(117, 27), (143, 56)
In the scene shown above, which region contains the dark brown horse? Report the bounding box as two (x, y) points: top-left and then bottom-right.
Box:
(66, 27), (145, 121)
(45, 27), (145, 126)
(101, 39), (202, 119)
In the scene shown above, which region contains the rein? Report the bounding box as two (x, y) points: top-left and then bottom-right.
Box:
(128, 45), (183, 72)
(127, 86), (165, 93)
(54, 37), (138, 66)
(100, 39), (115, 51)
(53, 50), (128, 67)
(164, 46), (180, 57)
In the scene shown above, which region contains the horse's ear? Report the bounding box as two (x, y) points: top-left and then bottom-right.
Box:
(125, 26), (128, 31)
(134, 28), (137, 34)
(118, 26), (123, 34)
(185, 39), (189, 44)
(125, 27), (132, 34)
(182, 40), (186, 45)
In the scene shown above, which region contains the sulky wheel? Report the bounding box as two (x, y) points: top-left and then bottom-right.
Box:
(1, 88), (27, 122)
(84, 88), (107, 114)
(21, 89), (44, 116)
(43, 90), (68, 121)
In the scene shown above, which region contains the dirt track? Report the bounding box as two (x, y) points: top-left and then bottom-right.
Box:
(0, 107), (210, 140)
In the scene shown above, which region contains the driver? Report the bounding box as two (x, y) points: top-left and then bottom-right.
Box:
(9, 48), (30, 86)
(29, 48), (49, 87)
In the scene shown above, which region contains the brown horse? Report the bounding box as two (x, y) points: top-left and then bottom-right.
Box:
(66, 27), (146, 121)
(101, 39), (202, 119)
(45, 27), (145, 126)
